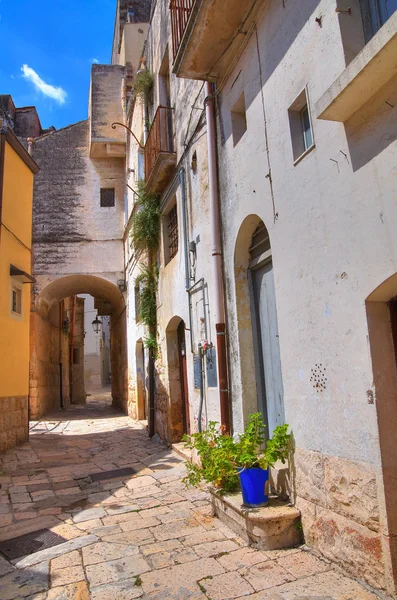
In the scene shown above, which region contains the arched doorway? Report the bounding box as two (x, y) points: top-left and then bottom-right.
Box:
(234, 215), (284, 435)
(366, 275), (397, 589)
(30, 274), (127, 419)
(166, 316), (190, 442)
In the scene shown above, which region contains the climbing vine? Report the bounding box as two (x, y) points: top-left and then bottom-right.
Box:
(131, 180), (160, 253)
(131, 181), (160, 353)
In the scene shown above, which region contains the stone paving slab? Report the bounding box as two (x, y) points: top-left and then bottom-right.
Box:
(0, 392), (386, 600)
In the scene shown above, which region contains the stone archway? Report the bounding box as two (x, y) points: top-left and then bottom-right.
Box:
(30, 274), (127, 419)
(366, 274), (397, 592)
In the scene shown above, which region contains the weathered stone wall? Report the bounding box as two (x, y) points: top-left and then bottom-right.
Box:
(90, 65), (126, 143)
(31, 117), (126, 417)
(29, 300), (71, 419)
(0, 396), (28, 453)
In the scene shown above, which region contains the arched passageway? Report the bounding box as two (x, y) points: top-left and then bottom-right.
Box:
(366, 274), (397, 586)
(234, 215), (284, 435)
(30, 275), (127, 419)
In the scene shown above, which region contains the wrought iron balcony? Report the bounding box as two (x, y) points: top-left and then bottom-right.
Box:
(145, 106), (176, 194)
(169, 0), (263, 81)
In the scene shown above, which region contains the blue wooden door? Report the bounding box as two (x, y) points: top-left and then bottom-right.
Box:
(251, 259), (285, 436)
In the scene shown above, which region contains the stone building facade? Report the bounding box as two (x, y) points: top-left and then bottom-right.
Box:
(121, 0), (397, 596)
(25, 0), (397, 596)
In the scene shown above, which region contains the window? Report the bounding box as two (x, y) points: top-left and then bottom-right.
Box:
(231, 93), (247, 146)
(360, 0), (397, 40)
(300, 105), (313, 151)
(167, 204), (178, 261)
(100, 188), (115, 207)
(288, 89), (314, 163)
(11, 286), (22, 314)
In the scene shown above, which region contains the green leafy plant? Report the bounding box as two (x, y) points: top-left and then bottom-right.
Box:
(134, 69), (154, 102)
(131, 180), (160, 253)
(182, 413), (291, 493)
(135, 264), (157, 329)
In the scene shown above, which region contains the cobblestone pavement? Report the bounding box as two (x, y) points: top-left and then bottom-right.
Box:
(0, 392), (382, 599)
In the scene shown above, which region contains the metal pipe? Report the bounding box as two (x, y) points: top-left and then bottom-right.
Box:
(111, 122), (145, 149)
(180, 168), (190, 292)
(204, 81), (230, 433)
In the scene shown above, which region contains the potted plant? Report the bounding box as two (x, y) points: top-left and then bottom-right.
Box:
(182, 413), (290, 507)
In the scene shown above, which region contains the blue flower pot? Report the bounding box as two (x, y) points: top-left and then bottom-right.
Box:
(238, 468), (269, 507)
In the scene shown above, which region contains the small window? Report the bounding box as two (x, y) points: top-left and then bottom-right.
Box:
(288, 89), (314, 163)
(100, 188), (115, 207)
(231, 93), (247, 146)
(167, 204), (178, 261)
(11, 286), (22, 314)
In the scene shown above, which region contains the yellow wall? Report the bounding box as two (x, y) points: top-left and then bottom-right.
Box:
(0, 140), (34, 397)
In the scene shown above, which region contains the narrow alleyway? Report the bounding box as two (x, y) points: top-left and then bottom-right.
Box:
(0, 393), (382, 599)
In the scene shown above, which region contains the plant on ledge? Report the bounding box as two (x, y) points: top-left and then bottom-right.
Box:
(134, 69), (154, 103)
(182, 413), (290, 506)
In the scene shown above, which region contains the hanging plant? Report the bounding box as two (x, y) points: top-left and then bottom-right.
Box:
(135, 264), (158, 330)
(131, 180), (160, 355)
(131, 180), (160, 253)
(134, 69), (154, 103)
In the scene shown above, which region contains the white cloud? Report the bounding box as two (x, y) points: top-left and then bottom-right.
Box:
(91, 58), (99, 64)
(21, 64), (67, 105)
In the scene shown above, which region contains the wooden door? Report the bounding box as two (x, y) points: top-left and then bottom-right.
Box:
(251, 259), (285, 436)
(177, 321), (190, 434)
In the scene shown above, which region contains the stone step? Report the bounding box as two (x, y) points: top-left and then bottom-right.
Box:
(210, 489), (303, 551)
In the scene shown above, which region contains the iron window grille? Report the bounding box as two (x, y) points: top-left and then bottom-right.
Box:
(100, 188), (115, 207)
(168, 205), (178, 260)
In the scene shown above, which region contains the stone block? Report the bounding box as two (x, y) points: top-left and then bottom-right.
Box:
(294, 447), (327, 507)
(311, 506), (386, 591)
(324, 455), (380, 532)
(211, 490), (303, 551)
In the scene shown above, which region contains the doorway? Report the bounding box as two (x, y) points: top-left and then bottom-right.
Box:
(177, 320), (190, 435)
(136, 339), (147, 420)
(249, 223), (285, 436)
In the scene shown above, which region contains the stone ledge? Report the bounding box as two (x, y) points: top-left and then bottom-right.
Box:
(210, 488), (303, 551)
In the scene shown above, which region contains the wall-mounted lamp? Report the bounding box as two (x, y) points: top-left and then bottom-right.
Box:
(92, 316), (102, 334)
(117, 279), (127, 292)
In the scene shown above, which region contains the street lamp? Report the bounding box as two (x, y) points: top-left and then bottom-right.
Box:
(91, 316), (102, 334)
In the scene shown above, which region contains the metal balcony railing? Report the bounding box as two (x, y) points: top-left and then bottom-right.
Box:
(145, 106), (175, 184)
(170, 0), (195, 61)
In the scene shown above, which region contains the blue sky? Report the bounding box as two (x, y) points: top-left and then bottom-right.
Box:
(0, 0), (115, 130)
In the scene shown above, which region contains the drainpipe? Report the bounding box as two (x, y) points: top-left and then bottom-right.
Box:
(205, 81), (231, 433)
(69, 295), (76, 404)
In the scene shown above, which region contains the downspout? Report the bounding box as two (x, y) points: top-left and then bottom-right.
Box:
(69, 295), (76, 404)
(204, 81), (231, 433)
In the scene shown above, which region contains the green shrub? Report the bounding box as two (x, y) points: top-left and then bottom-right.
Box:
(182, 413), (290, 493)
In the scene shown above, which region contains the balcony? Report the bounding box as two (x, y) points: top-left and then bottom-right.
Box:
(315, 12), (397, 122)
(170, 0), (263, 81)
(145, 106), (176, 194)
